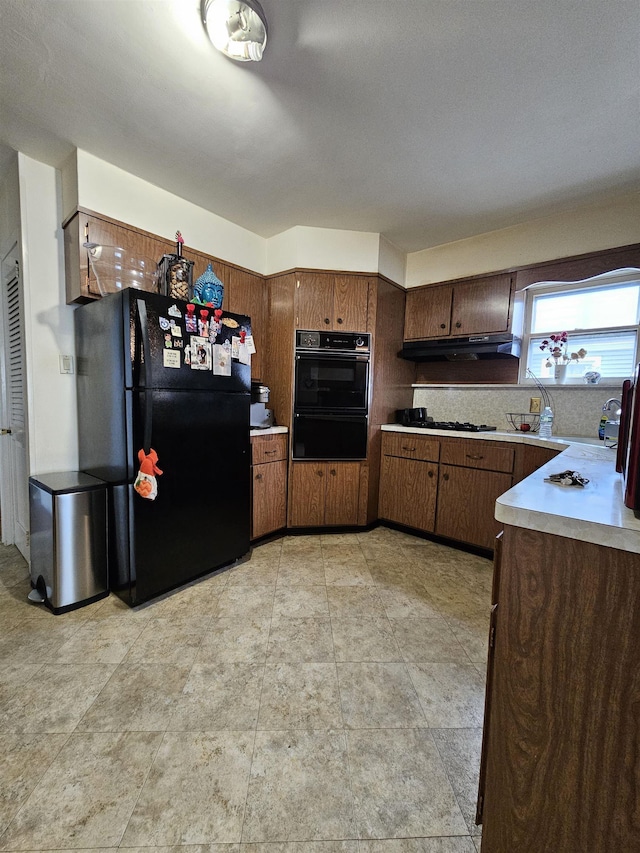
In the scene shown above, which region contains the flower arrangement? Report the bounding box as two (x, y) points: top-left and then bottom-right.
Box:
(540, 332), (587, 366)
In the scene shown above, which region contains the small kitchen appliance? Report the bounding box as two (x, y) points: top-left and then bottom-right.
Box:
(250, 381), (274, 428)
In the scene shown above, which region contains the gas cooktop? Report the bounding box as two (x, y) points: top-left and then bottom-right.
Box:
(406, 421), (498, 432)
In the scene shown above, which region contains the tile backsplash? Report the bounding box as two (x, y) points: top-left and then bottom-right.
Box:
(412, 384), (623, 439)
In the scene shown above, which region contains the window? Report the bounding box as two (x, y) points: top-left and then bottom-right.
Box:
(521, 269), (640, 383)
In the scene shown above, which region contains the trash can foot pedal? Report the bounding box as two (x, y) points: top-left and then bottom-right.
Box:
(27, 588), (45, 604)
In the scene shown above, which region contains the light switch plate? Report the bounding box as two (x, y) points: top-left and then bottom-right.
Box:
(529, 397), (541, 413)
(59, 354), (74, 374)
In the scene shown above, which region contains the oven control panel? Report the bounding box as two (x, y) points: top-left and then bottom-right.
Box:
(296, 330), (370, 352)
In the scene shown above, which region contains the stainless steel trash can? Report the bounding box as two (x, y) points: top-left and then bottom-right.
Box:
(29, 472), (108, 614)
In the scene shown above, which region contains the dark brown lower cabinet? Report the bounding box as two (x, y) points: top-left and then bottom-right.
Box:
(378, 455), (438, 532)
(478, 524), (640, 852)
(435, 465), (512, 550)
(252, 460), (287, 539)
(288, 461), (360, 527)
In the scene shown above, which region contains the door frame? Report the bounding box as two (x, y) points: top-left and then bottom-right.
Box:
(0, 237), (28, 551)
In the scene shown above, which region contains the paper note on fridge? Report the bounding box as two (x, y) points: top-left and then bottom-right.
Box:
(244, 334), (256, 355)
(238, 343), (251, 365)
(213, 344), (232, 376)
(163, 350), (181, 368)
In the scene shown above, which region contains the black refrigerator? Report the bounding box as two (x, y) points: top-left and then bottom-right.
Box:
(75, 288), (252, 606)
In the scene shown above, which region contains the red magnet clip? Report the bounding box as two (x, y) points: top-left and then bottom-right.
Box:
(239, 330), (246, 343)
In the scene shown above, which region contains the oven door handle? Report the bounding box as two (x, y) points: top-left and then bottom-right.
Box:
(294, 412), (368, 421)
(295, 352), (370, 362)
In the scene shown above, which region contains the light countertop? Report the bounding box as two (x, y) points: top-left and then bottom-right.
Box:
(250, 426), (288, 437)
(382, 424), (640, 553)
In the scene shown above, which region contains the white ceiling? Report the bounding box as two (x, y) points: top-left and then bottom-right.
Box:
(1, 0), (639, 254)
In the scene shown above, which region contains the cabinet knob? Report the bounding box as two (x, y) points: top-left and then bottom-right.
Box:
(317, 469), (324, 477)
(443, 473), (449, 481)
(440, 323), (446, 329)
(455, 321), (462, 328)
(337, 318), (343, 324)
(255, 473), (263, 480)
(324, 318), (330, 325)
(330, 469), (336, 476)
(428, 470), (434, 478)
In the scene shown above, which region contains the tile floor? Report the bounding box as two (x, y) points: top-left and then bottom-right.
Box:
(0, 526), (490, 852)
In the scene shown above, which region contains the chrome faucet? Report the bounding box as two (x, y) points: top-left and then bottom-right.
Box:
(602, 398), (622, 417)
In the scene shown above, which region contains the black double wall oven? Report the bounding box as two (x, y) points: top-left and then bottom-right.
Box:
(293, 330), (370, 460)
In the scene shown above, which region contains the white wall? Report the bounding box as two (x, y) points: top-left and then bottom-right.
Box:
(65, 151), (407, 285)
(406, 191), (640, 287)
(18, 154), (78, 474)
(68, 150), (267, 275)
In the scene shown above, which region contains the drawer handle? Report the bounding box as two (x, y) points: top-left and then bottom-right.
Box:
(255, 473), (263, 480)
(402, 445), (416, 452)
(443, 473), (449, 481)
(466, 454), (484, 460)
(265, 449), (277, 455)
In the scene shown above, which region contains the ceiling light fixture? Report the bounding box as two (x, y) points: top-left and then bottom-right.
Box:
(201, 0), (268, 62)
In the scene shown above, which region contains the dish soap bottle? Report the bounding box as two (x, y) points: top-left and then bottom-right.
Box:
(539, 406), (554, 440)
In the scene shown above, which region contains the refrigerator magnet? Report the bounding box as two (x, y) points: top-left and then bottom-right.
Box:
(184, 344), (191, 365)
(164, 333), (173, 348)
(171, 325), (183, 338)
(213, 343), (232, 376)
(185, 304), (198, 333)
(163, 349), (181, 368)
(231, 336), (240, 359)
(190, 336), (212, 370)
(168, 304), (182, 318)
(159, 317), (171, 331)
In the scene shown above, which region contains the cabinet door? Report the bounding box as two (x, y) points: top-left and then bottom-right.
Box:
(289, 462), (326, 526)
(333, 276), (369, 331)
(379, 456), (438, 532)
(435, 465), (512, 550)
(404, 285), (453, 339)
(296, 274), (334, 329)
(227, 267), (265, 380)
(324, 463), (360, 525)
(252, 461), (287, 539)
(451, 274), (513, 336)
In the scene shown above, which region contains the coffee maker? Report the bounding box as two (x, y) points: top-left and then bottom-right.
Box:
(250, 382), (274, 428)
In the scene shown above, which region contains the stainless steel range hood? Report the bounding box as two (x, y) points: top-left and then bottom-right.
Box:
(398, 333), (521, 362)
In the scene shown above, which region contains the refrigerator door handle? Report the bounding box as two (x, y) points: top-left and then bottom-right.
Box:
(137, 298), (154, 453)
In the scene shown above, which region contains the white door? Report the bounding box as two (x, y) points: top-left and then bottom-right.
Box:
(0, 243), (30, 560)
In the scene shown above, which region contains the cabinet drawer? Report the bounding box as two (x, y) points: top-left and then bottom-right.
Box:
(382, 432), (440, 462)
(440, 439), (514, 473)
(252, 433), (288, 464)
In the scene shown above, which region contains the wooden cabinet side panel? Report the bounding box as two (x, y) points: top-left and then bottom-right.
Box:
(435, 466), (512, 550)
(517, 444), (563, 481)
(333, 275), (370, 331)
(227, 267), (266, 380)
(295, 273), (334, 329)
(252, 460), (287, 540)
(451, 274), (513, 336)
(482, 526), (640, 852)
(264, 274), (296, 429)
(288, 463), (326, 527)
(379, 456), (437, 532)
(324, 462), (360, 526)
(404, 285), (453, 339)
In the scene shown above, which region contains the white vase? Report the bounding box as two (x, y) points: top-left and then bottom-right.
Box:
(553, 362), (568, 384)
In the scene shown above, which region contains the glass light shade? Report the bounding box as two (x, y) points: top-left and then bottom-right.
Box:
(201, 0), (268, 62)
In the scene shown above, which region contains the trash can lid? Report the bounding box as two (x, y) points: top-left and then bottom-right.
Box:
(28, 471), (107, 494)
